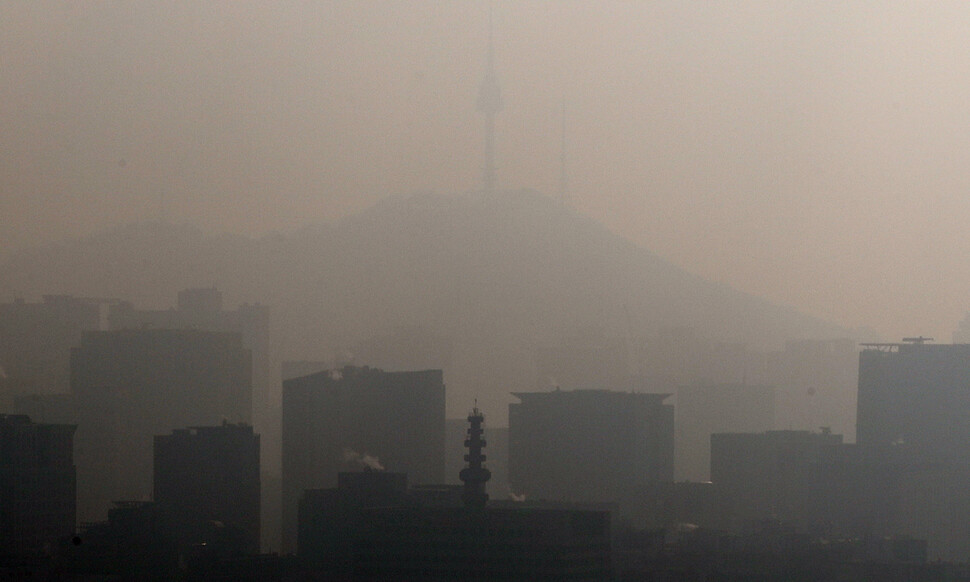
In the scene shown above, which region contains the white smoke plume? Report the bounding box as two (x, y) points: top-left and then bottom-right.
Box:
(343, 448), (384, 471)
(508, 488), (526, 502)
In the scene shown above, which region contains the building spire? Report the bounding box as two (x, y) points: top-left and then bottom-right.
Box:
(560, 96), (568, 206)
(477, 4), (503, 196)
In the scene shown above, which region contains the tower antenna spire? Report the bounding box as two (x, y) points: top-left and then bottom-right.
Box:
(560, 96), (568, 206)
(477, 3), (503, 196)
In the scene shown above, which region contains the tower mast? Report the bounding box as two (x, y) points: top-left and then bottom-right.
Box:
(560, 97), (568, 206)
(477, 5), (503, 196)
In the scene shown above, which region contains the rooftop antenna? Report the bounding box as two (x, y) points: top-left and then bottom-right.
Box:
(477, 3), (503, 196)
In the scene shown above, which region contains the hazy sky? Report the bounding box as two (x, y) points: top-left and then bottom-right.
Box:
(3, 1), (970, 341)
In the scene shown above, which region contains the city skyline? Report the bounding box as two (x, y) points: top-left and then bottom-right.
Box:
(8, 3), (970, 576)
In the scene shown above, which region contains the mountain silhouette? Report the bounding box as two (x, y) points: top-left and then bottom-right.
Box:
(0, 190), (853, 419)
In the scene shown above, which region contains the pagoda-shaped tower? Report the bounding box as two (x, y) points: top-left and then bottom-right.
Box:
(459, 406), (491, 509)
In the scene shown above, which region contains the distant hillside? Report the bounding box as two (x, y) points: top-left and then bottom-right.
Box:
(0, 190), (854, 418)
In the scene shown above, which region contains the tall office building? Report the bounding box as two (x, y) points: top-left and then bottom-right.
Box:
(281, 365), (445, 551)
(675, 383), (775, 482)
(509, 389), (673, 504)
(12, 393), (75, 425)
(0, 295), (102, 396)
(106, 288), (276, 549)
(857, 340), (970, 462)
(107, 288), (270, 439)
(71, 328), (251, 522)
(953, 314), (970, 344)
(710, 429), (843, 530)
(154, 424), (260, 554)
(766, 338), (859, 441)
(0, 414), (76, 556)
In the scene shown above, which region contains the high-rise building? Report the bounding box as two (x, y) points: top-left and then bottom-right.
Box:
(281, 360), (330, 383)
(710, 429), (843, 530)
(675, 383), (775, 482)
(12, 393), (75, 425)
(0, 295), (102, 396)
(953, 313), (970, 344)
(0, 414), (76, 556)
(298, 471), (410, 575)
(71, 328), (251, 522)
(107, 288), (270, 443)
(856, 340), (970, 462)
(766, 338), (858, 441)
(281, 365), (445, 551)
(154, 424), (260, 554)
(106, 288), (276, 549)
(509, 389), (673, 504)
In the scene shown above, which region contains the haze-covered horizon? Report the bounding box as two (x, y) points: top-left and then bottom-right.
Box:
(4, 2), (970, 341)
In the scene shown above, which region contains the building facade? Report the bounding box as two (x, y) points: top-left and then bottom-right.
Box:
(509, 389), (674, 504)
(71, 328), (251, 522)
(675, 383), (775, 482)
(107, 288), (270, 448)
(281, 365), (445, 551)
(154, 424), (260, 553)
(107, 288), (276, 549)
(710, 429), (844, 531)
(857, 341), (970, 462)
(0, 295), (102, 397)
(0, 414), (76, 556)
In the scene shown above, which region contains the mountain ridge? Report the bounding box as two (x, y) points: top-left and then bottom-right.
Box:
(0, 189), (857, 418)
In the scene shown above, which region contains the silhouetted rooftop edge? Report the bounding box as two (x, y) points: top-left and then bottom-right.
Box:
(511, 389), (672, 403)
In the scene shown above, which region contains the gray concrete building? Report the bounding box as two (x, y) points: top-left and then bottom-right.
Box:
(154, 424), (260, 554)
(71, 328), (251, 523)
(0, 414), (76, 557)
(281, 365), (445, 551)
(509, 389), (673, 504)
